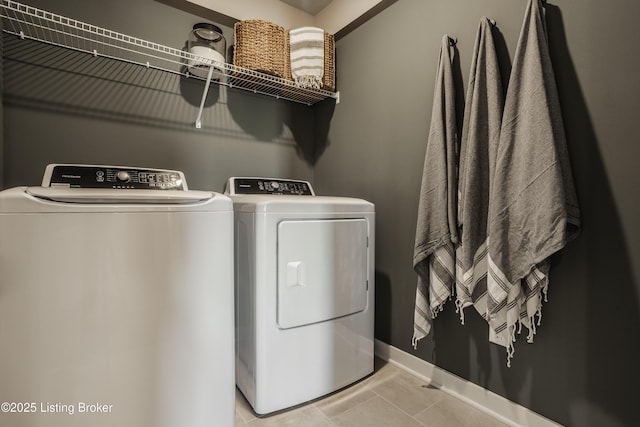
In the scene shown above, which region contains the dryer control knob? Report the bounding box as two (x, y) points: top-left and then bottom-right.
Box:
(270, 181), (280, 189)
(116, 171), (131, 182)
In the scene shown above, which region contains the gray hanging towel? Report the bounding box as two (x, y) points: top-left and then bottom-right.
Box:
(413, 35), (459, 347)
(486, 0), (581, 365)
(455, 17), (503, 326)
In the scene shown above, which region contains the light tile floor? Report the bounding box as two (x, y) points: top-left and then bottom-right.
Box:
(235, 358), (509, 427)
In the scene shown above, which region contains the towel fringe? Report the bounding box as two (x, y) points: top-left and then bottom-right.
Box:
(506, 325), (517, 368)
(294, 75), (322, 89)
(455, 298), (466, 325)
(412, 334), (423, 350)
(542, 281), (549, 303)
(432, 300), (447, 318)
(526, 316), (537, 343)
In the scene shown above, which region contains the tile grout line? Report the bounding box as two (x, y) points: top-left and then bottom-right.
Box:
(365, 377), (436, 425)
(310, 401), (340, 426)
(364, 363), (458, 426)
(324, 393), (381, 422)
(410, 392), (451, 426)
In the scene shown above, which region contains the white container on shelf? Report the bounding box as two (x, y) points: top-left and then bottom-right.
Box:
(187, 22), (226, 77)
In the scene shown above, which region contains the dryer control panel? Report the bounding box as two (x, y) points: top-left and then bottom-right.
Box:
(41, 164), (188, 190)
(226, 177), (314, 196)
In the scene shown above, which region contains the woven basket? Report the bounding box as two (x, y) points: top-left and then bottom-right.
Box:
(285, 31), (335, 92)
(233, 20), (286, 77)
(322, 32), (336, 92)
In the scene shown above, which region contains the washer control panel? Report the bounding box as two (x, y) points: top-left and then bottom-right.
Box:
(41, 164), (188, 190)
(226, 177), (314, 196)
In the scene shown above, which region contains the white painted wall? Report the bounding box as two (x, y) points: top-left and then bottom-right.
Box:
(186, 0), (381, 33)
(315, 0), (381, 34)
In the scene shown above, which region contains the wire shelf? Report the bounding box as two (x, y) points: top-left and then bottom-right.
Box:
(1, 0), (338, 127)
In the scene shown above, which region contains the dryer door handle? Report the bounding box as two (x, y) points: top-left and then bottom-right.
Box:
(286, 261), (304, 287)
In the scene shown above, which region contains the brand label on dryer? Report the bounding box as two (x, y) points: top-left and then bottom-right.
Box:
(233, 178), (313, 195)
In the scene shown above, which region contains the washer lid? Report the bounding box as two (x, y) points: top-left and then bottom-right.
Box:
(26, 187), (213, 204)
(5, 163), (220, 208)
(0, 187), (231, 213)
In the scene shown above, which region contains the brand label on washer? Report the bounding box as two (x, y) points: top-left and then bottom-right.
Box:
(46, 165), (186, 190)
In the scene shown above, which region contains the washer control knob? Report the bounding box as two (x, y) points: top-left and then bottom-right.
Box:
(116, 171), (131, 182)
(270, 181), (280, 190)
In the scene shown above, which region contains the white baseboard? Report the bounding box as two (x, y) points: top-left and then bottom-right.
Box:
(374, 339), (562, 427)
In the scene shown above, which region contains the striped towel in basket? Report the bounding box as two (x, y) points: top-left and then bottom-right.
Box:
(289, 27), (324, 89)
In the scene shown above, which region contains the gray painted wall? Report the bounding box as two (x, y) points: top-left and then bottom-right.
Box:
(314, 0), (640, 426)
(4, 0), (640, 426)
(2, 0), (316, 191)
(1, 11), (3, 188)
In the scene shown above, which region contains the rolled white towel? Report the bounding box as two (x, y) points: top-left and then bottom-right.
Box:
(289, 26), (324, 89)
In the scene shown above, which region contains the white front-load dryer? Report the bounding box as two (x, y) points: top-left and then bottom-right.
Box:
(225, 177), (375, 415)
(0, 164), (235, 427)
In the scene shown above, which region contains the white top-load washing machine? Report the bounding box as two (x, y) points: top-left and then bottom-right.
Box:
(225, 177), (375, 415)
(0, 164), (235, 427)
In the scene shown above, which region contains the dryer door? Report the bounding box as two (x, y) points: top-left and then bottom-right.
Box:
(277, 218), (368, 329)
